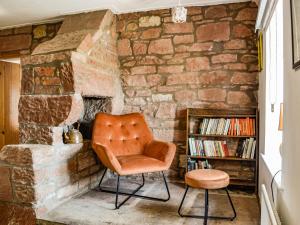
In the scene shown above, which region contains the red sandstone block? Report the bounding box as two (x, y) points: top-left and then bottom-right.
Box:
(0, 167), (13, 201)
(233, 24), (252, 38)
(0, 34), (31, 52)
(0, 203), (36, 225)
(186, 57), (210, 71)
(157, 85), (182, 92)
(224, 63), (247, 70)
(117, 39), (132, 56)
(173, 35), (194, 44)
(138, 56), (165, 65)
(12, 167), (34, 186)
(224, 39), (247, 49)
(21, 52), (71, 65)
(34, 67), (55, 77)
(146, 74), (162, 86)
(174, 45), (190, 53)
(156, 102), (177, 119)
(135, 89), (151, 97)
(18, 95), (72, 126)
(189, 42), (214, 52)
(227, 91), (251, 105)
(236, 8), (258, 21)
(41, 77), (61, 86)
(191, 15), (204, 21)
(199, 70), (230, 85)
(140, 28), (162, 39)
(124, 75), (148, 87)
(167, 72), (199, 85)
(175, 90), (197, 103)
(133, 42), (147, 55)
(205, 5), (227, 19)
(241, 55), (258, 63)
(158, 65), (184, 74)
(0, 28), (13, 36)
(212, 54), (237, 64)
(249, 64), (259, 72)
(231, 72), (258, 84)
(187, 7), (202, 15)
(166, 53), (190, 65)
(0, 146), (32, 166)
(163, 22), (193, 34)
(116, 20), (125, 32)
(21, 67), (34, 95)
(196, 22), (230, 42)
(14, 25), (32, 34)
(198, 88), (226, 102)
(131, 65), (156, 75)
(14, 185), (35, 203)
(148, 39), (174, 55)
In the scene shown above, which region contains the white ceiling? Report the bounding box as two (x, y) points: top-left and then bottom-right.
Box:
(0, 0), (250, 29)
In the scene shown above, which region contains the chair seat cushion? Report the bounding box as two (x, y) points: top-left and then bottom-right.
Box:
(185, 169), (230, 189)
(116, 154), (168, 175)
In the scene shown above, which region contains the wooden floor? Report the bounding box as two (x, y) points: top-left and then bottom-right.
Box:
(41, 180), (260, 225)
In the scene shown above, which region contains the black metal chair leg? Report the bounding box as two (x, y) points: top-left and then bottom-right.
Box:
(115, 175), (120, 209)
(225, 188), (237, 220)
(162, 172), (171, 201)
(96, 169), (171, 209)
(98, 168), (108, 189)
(204, 189), (209, 225)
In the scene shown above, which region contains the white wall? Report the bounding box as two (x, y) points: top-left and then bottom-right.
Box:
(278, 1), (300, 224)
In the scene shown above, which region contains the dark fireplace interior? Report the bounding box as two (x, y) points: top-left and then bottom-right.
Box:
(76, 96), (112, 139)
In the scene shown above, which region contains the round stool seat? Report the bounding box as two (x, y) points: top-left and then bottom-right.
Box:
(185, 169), (230, 189)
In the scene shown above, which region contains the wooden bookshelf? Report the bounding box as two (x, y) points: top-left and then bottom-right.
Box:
(185, 108), (259, 193)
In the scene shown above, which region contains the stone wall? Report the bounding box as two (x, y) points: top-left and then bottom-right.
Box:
(0, 142), (101, 221)
(117, 1), (258, 176)
(0, 22), (62, 57)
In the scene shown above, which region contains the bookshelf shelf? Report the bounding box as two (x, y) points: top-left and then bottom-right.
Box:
(184, 108), (259, 194)
(189, 134), (256, 138)
(189, 155), (256, 162)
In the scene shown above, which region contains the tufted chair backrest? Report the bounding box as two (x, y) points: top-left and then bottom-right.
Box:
(92, 113), (153, 156)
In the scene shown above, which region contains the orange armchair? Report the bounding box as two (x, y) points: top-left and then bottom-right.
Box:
(92, 113), (176, 209)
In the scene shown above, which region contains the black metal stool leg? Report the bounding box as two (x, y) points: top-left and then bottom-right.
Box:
(204, 189), (209, 225)
(178, 186), (189, 216)
(225, 188), (237, 220)
(178, 187), (237, 223)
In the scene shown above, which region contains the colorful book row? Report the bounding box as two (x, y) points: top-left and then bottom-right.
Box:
(199, 118), (256, 136)
(188, 138), (229, 157)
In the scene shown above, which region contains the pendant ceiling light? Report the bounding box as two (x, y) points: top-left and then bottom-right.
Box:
(172, 0), (187, 23)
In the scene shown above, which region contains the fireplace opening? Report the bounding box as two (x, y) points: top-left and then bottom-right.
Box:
(75, 96), (112, 139)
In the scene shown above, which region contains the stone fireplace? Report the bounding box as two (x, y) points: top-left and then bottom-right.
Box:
(19, 10), (124, 145)
(78, 96), (112, 139)
(0, 10), (124, 221)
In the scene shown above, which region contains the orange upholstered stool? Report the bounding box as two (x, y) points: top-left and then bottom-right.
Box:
(178, 169), (236, 225)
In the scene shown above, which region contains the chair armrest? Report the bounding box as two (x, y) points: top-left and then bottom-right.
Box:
(94, 144), (122, 174)
(144, 140), (176, 167)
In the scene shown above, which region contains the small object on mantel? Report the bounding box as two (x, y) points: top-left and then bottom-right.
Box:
(64, 125), (83, 144)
